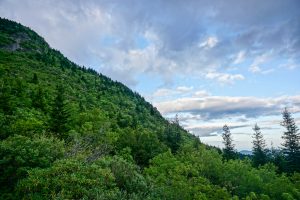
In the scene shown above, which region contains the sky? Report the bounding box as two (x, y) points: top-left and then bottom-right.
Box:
(1, 0), (300, 150)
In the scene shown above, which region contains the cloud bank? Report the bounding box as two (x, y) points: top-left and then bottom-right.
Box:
(155, 95), (300, 120)
(0, 0), (299, 86)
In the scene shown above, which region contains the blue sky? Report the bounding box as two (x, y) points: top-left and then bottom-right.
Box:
(1, 0), (300, 150)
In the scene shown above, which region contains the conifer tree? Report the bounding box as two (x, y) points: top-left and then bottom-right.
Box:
(50, 85), (69, 139)
(0, 83), (13, 114)
(172, 114), (182, 151)
(32, 86), (46, 111)
(270, 142), (285, 173)
(164, 114), (182, 153)
(252, 123), (267, 167)
(222, 124), (236, 160)
(32, 73), (39, 84)
(280, 108), (300, 172)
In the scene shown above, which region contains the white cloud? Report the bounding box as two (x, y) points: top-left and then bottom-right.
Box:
(193, 90), (210, 97)
(248, 52), (274, 74)
(0, 0), (298, 87)
(261, 69), (274, 74)
(152, 88), (175, 97)
(188, 125), (221, 137)
(249, 65), (274, 74)
(152, 85), (194, 98)
(249, 65), (261, 73)
(233, 50), (246, 64)
(155, 95), (300, 120)
(280, 58), (299, 70)
(176, 86), (194, 92)
(205, 72), (245, 84)
(199, 36), (218, 49)
(187, 123), (250, 137)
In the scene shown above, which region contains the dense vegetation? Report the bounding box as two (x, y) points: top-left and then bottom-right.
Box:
(0, 18), (299, 200)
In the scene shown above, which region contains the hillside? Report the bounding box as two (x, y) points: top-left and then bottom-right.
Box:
(0, 18), (299, 200)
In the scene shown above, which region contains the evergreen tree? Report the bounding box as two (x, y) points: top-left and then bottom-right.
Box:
(270, 145), (285, 173)
(252, 123), (267, 167)
(0, 83), (13, 114)
(50, 85), (69, 139)
(280, 108), (300, 172)
(32, 73), (39, 84)
(164, 114), (182, 153)
(222, 124), (236, 160)
(32, 86), (46, 111)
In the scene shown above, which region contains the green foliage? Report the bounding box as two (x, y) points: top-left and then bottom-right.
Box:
(50, 85), (70, 139)
(17, 156), (155, 200)
(10, 108), (47, 136)
(220, 161), (300, 199)
(0, 32), (14, 46)
(96, 156), (151, 197)
(145, 150), (231, 199)
(145, 144), (300, 200)
(0, 135), (64, 191)
(162, 121), (183, 153)
(117, 128), (167, 166)
(16, 158), (119, 200)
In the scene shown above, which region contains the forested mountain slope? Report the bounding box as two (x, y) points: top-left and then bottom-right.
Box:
(0, 18), (299, 200)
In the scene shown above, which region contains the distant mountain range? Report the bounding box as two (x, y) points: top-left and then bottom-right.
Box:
(239, 150), (253, 155)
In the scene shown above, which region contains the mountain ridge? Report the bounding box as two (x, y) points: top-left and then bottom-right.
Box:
(0, 17), (168, 129)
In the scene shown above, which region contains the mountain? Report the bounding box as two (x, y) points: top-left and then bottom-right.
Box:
(239, 150), (253, 155)
(0, 17), (194, 149)
(0, 18), (299, 200)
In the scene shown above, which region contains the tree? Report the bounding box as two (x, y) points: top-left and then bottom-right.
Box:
(31, 73), (39, 84)
(222, 124), (236, 160)
(0, 79), (14, 115)
(50, 85), (70, 139)
(252, 123), (267, 167)
(116, 128), (167, 167)
(145, 151), (231, 200)
(269, 142), (285, 173)
(32, 86), (47, 111)
(16, 158), (119, 200)
(280, 108), (300, 172)
(164, 114), (182, 153)
(0, 135), (64, 191)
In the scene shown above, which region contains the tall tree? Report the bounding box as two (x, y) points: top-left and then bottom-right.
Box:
(270, 142), (285, 173)
(164, 114), (182, 153)
(222, 124), (236, 160)
(32, 86), (46, 111)
(50, 85), (69, 139)
(280, 108), (300, 172)
(31, 73), (39, 84)
(252, 123), (267, 167)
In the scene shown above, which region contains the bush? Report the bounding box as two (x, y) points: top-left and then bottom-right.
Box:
(0, 135), (65, 190)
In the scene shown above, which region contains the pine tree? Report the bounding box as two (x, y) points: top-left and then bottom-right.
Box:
(32, 73), (39, 84)
(0, 83), (13, 114)
(32, 86), (46, 111)
(252, 123), (267, 167)
(222, 124), (236, 160)
(172, 114), (182, 151)
(270, 142), (285, 173)
(280, 108), (300, 172)
(50, 85), (70, 139)
(164, 114), (182, 153)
